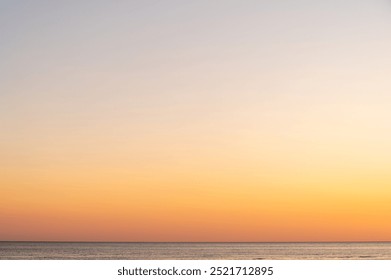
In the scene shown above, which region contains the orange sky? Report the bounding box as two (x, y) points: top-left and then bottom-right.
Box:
(1, 1), (391, 241)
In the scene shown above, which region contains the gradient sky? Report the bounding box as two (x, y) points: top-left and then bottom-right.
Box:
(1, 0), (391, 242)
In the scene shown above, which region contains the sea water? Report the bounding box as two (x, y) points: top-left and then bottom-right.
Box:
(1, 242), (390, 259)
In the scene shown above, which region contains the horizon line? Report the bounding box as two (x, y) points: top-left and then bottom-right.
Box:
(1, 241), (391, 243)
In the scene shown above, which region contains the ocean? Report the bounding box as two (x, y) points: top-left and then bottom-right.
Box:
(1, 242), (390, 260)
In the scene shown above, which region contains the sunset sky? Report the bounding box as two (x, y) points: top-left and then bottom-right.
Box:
(1, 0), (391, 242)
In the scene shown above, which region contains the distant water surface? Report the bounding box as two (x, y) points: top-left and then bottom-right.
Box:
(1, 242), (390, 260)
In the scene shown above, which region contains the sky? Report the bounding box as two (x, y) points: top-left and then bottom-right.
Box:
(1, 0), (391, 242)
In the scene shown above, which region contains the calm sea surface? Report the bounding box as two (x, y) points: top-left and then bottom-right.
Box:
(0, 242), (390, 260)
